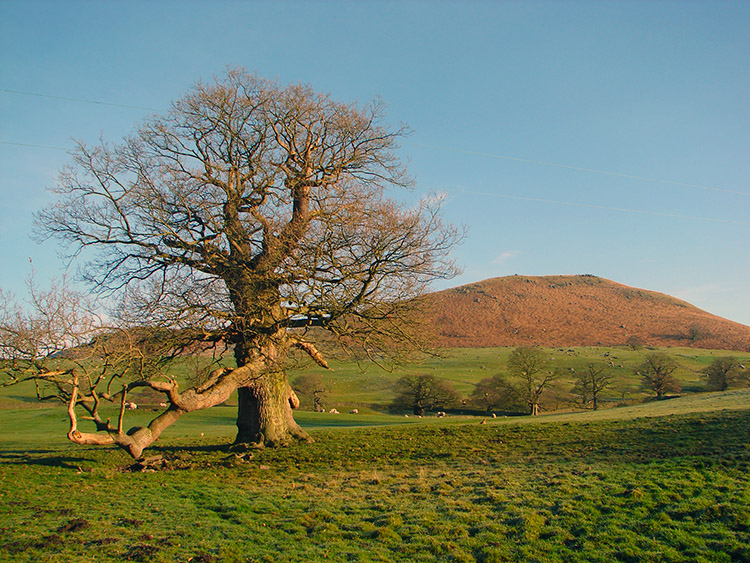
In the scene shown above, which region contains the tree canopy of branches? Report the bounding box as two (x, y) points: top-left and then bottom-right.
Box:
(391, 374), (461, 416)
(507, 347), (556, 416)
(636, 353), (681, 399)
(701, 357), (745, 391)
(5, 68), (461, 458)
(571, 361), (613, 411)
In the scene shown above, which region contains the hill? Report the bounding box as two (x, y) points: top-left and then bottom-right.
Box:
(427, 275), (750, 351)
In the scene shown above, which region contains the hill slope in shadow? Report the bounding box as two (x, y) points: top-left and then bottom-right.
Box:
(427, 275), (750, 351)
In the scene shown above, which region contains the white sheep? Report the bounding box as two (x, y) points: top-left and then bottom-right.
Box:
(125, 401), (137, 410)
(329, 408), (340, 414)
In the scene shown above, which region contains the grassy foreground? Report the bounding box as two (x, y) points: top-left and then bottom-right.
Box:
(1, 391), (749, 562)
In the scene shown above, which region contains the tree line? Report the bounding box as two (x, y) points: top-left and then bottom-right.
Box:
(293, 347), (749, 417)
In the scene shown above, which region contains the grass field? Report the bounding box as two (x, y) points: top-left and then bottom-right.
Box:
(1, 373), (749, 562)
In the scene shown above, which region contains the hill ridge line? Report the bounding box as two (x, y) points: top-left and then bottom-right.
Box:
(427, 274), (750, 351)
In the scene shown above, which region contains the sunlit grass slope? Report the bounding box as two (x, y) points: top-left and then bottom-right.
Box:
(1, 388), (749, 562)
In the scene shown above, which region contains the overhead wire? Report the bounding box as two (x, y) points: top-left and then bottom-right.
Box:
(0, 140), (68, 151)
(2, 87), (748, 225)
(0, 88), (159, 111)
(451, 188), (750, 226)
(410, 142), (750, 197)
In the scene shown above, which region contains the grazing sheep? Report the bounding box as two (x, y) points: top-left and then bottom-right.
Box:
(436, 411), (446, 418)
(349, 409), (359, 414)
(329, 408), (340, 414)
(158, 402), (168, 408)
(125, 402), (137, 410)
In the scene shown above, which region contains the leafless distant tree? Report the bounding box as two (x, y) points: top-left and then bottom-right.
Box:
(391, 374), (461, 416)
(508, 347), (557, 416)
(572, 361), (613, 410)
(701, 357), (744, 391)
(292, 373), (329, 411)
(4, 69), (461, 458)
(636, 353), (681, 399)
(470, 374), (522, 413)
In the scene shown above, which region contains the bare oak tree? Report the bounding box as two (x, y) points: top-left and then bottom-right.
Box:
(15, 69), (460, 457)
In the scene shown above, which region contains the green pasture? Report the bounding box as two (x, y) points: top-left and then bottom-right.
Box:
(1, 346), (749, 562)
(1, 389), (749, 561)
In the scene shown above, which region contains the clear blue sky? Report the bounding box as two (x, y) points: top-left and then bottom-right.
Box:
(1, 1), (749, 324)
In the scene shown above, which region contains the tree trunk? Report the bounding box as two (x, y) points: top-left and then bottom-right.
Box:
(228, 282), (313, 447)
(235, 372), (312, 447)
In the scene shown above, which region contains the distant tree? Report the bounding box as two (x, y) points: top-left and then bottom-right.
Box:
(470, 374), (522, 413)
(701, 357), (743, 391)
(572, 362), (613, 410)
(391, 374), (461, 416)
(292, 373), (329, 411)
(508, 347), (557, 416)
(626, 336), (645, 350)
(636, 353), (681, 399)
(687, 324), (707, 343)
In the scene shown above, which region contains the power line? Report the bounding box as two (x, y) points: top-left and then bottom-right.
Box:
(411, 142), (750, 197)
(0, 140), (68, 151)
(3, 87), (746, 199)
(453, 187), (750, 226)
(0, 88), (159, 111)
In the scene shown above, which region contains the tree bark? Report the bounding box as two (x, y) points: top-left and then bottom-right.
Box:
(232, 333), (312, 447)
(235, 375), (311, 447)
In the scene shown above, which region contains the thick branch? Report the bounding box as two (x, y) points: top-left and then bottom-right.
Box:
(294, 341), (331, 370)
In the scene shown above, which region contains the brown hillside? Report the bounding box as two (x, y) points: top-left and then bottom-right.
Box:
(427, 275), (750, 351)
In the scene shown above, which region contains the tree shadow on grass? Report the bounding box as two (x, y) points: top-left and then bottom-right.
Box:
(0, 451), (97, 469)
(1, 442), (237, 473)
(152, 442), (231, 455)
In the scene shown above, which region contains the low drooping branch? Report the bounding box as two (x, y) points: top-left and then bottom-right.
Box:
(67, 383), (116, 447)
(65, 365), (264, 459)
